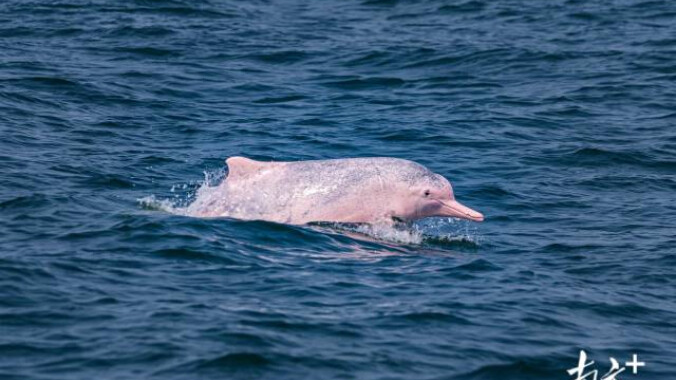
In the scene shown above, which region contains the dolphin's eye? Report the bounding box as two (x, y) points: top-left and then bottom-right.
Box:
(424, 190), (431, 197)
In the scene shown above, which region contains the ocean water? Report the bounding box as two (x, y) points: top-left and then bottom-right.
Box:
(1, 0), (675, 379)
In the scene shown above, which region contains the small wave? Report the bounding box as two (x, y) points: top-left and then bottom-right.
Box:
(106, 26), (176, 38)
(390, 310), (473, 324)
(455, 356), (556, 380)
(0, 194), (50, 211)
(320, 76), (406, 90)
(252, 95), (307, 104)
(8, 76), (80, 87)
(247, 50), (310, 64)
(114, 46), (180, 57)
(197, 352), (270, 369)
(438, 1), (486, 14)
(535, 146), (676, 171)
(100, 5), (237, 19)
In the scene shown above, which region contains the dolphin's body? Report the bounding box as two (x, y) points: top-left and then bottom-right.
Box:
(186, 157), (483, 225)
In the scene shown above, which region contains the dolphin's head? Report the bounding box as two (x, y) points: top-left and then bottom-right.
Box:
(395, 170), (484, 222)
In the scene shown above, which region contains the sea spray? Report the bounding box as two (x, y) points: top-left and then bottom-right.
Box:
(138, 168), (227, 215)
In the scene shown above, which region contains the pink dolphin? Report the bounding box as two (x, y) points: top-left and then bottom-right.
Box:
(186, 157), (484, 225)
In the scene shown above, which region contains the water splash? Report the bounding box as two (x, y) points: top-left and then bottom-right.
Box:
(309, 218), (481, 247)
(414, 217), (483, 246)
(138, 168), (226, 215)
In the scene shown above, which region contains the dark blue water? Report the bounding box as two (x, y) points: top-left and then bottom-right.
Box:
(1, 1), (675, 379)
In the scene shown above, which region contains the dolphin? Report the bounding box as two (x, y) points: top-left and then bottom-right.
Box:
(185, 157), (484, 225)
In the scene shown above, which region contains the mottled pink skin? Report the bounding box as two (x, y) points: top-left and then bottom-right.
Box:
(186, 157), (483, 225)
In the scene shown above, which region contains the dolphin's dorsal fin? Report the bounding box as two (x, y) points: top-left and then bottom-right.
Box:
(225, 156), (268, 180)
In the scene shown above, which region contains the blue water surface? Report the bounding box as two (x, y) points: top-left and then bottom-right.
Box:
(1, 0), (675, 379)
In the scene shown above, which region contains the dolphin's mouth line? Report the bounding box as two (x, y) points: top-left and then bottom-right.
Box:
(391, 216), (406, 223)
